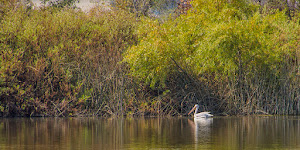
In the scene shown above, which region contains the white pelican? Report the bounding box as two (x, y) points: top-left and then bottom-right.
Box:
(188, 104), (213, 118)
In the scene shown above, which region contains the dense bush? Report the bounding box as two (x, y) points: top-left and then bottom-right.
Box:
(124, 0), (300, 115)
(0, 5), (138, 116)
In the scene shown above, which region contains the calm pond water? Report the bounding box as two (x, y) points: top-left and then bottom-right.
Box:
(0, 116), (299, 150)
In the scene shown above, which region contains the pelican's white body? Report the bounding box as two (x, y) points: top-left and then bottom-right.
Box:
(194, 111), (213, 118)
(188, 104), (213, 119)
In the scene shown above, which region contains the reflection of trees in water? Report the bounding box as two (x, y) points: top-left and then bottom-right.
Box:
(0, 118), (127, 149)
(121, 117), (194, 148)
(0, 117), (299, 149)
(212, 116), (300, 149)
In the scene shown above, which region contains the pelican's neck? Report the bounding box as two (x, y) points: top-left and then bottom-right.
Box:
(194, 106), (199, 115)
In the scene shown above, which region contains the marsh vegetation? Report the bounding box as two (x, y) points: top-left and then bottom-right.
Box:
(0, 0), (299, 117)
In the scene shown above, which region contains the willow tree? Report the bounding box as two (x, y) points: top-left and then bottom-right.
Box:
(123, 0), (300, 114)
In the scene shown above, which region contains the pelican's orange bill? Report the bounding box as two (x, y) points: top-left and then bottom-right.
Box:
(188, 105), (197, 115)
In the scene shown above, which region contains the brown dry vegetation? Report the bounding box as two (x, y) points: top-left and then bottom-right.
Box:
(0, 1), (140, 116)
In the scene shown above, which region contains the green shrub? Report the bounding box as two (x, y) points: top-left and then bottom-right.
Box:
(123, 0), (300, 115)
(0, 6), (138, 116)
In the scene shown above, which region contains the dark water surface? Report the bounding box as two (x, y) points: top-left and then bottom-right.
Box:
(0, 116), (299, 150)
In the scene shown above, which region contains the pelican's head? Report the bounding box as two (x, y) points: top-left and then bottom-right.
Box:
(188, 104), (199, 115)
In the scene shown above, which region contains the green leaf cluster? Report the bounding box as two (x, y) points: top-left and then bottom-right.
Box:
(124, 0), (299, 88)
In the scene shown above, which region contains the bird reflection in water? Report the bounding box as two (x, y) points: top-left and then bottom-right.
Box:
(188, 116), (213, 149)
(188, 118), (213, 143)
